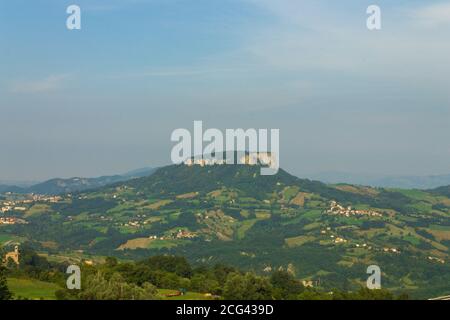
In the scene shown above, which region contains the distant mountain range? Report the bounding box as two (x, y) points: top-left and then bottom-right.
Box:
(0, 167), (156, 195)
(3, 168), (450, 195)
(304, 172), (450, 190)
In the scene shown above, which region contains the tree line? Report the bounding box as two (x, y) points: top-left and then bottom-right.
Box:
(0, 245), (408, 300)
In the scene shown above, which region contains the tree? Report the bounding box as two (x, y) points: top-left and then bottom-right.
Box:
(190, 274), (220, 294)
(105, 257), (118, 268)
(298, 289), (331, 300)
(6, 258), (18, 270)
(143, 255), (192, 278)
(223, 272), (273, 300)
(270, 270), (303, 299)
(79, 272), (159, 300)
(223, 273), (248, 300)
(0, 266), (12, 300)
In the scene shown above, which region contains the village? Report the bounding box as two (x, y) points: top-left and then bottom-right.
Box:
(319, 226), (402, 254)
(184, 152), (275, 167)
(0, 194), (62, 213)
(428, 256), (445, 264)
(152, 229), (197, 241)
(0, 216), (28, 225)
(325, 201), (382, 217)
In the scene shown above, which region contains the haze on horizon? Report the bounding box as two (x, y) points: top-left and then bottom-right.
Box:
(0, 0), (449, 181)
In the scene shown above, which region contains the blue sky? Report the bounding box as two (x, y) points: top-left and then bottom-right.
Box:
(0, 0), (449, 181)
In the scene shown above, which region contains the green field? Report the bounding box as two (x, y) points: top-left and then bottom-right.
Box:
(7, 278), (61, 300)
(301, 209), (323, 220)
(6, 278), (210, 300)
(236, 219), (259, 240)
(0, 233), (25, 246)
(147, 239), (186, 249)
(158, 289), (212, 300)
(285, 235), (315, 247)
(0, 234), (14, 244)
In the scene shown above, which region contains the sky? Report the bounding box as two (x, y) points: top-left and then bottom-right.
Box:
(0, 0), (449, 181)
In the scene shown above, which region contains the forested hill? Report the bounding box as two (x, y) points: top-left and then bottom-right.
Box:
(111, 164), (434, 213)
(430, 185), (450, 198)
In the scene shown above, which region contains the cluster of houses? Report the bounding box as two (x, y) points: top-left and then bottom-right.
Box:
(383, 247), (400, 254)
(145, 229), (197, 241)
(322, 228), (394, 252)
(29, 194), (62, 203)
(325, 201), (382, 217)
(126, 221), (142, 228)
(112, 214), (148, 228)
(262, 264), (321, 288)
(321, 228), (349, 245)
(0, 217), (27, 225)
(173, 229), (197, 239)
(355, 243), (372, 249)
(329, 233), (400, 253)
(1, 205), (26, 213)
(184, 152), (275, 167)
(1, 200), (27, 213)
(185, 158), (226, 166)
(330, 233), (401, 254)
(332, 236), (347, 244)
(1, 194), (61, 213)
(320, 227), (332, 234)
(428, 256), (445, 264)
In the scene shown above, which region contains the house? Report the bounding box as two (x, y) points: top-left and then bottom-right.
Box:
(4, 245), (20, 265)
(302, 279), (321, 288)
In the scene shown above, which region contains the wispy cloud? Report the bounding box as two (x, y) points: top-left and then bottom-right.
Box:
(82, 0), (158, 12)
(9, 74), (69, 94)
(108, 67), (240, 79)
(412, 2), (450, 27)
(241, 1), (450, 76)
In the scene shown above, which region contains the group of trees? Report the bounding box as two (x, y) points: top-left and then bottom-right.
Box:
(0, 266), (12, 300)
(1, 244), (67, 284)
(0, 244), (410, 300)
(53, 255), (408, 300)
(58, 256), (238, 299)
(61, 272), (159, 300)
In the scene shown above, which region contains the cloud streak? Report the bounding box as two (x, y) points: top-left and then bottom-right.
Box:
(108, 67), (240, 79)
(9, 74), (69, 94)
(412, 2), (450, 27)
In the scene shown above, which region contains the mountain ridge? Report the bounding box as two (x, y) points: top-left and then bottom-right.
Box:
(306, 171), (450, 189)
(0, 167), (156, 195)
